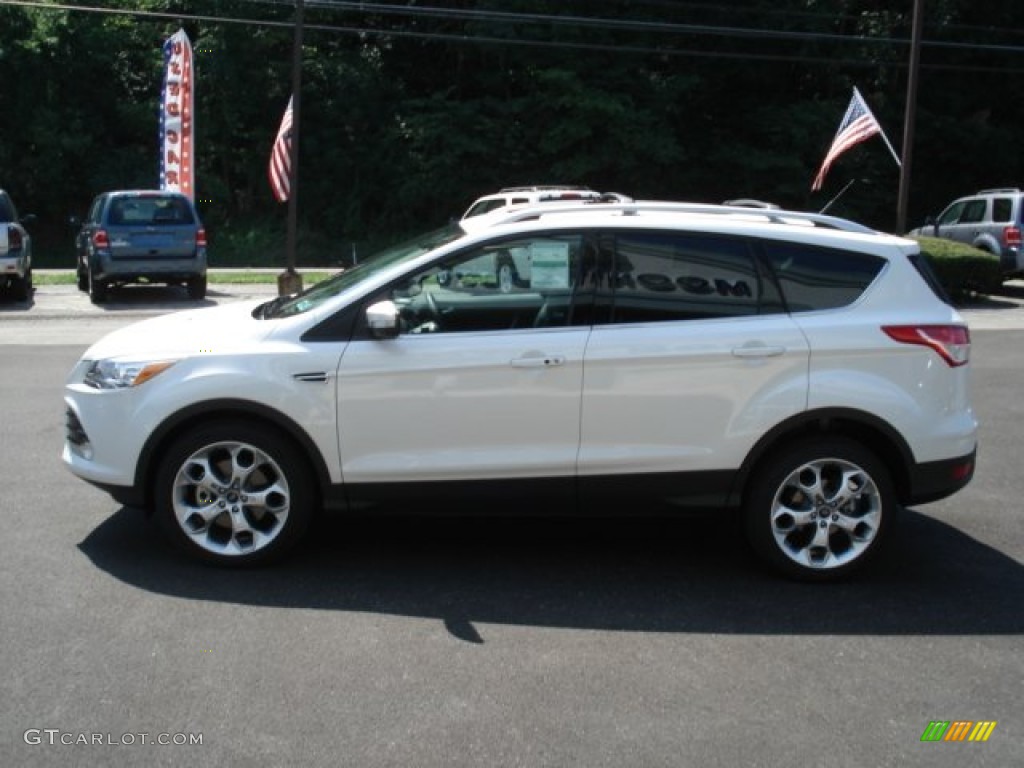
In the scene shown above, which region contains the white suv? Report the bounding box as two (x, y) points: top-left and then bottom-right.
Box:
(63, 201), (977, 580)
(461, 186), (604, 220)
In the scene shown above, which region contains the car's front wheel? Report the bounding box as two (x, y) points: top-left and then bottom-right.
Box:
(154, 421), (315, 566)
(743, 437), (895, 581)
(496, 257), (517, 294)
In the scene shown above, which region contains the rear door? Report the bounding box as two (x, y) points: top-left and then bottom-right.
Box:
(578, 231), (810, 502)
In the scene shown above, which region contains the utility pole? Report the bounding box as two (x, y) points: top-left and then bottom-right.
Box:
(278, 0), (304, 297)
(896, 0), (924, 234)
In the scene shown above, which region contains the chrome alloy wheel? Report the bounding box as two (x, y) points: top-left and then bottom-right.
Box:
(171, 440), (291, 557)
(769, 457), (883, 570)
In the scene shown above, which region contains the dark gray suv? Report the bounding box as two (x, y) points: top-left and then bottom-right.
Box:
(74, 190), (208, 303)
(911, 188), (1024, 278)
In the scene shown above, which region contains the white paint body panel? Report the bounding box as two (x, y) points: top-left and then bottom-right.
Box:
(336, 328), (589, 482)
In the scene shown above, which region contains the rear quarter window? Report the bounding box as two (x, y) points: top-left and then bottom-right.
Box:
(762, 241), (885, 312)
(992, 198), (1012, 223)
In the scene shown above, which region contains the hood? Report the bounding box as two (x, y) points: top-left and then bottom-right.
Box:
(82, 300), (274, 360)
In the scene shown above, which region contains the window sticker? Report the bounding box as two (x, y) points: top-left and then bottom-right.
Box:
(529, 242), (571, 289)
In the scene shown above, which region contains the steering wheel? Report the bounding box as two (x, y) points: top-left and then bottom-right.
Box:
(423, 287), (439, 321)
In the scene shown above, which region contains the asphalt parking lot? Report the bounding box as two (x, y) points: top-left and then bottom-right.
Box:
(1, 278), (1022, 767)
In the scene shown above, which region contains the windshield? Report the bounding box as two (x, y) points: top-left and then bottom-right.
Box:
(262, 223), (465, 319)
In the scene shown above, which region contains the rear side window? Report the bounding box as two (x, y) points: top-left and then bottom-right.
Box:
(0, 193), (15, 222)
(762, 241), (885, 312)
(606, 232), (781, 323)
(907, 253), (953, 306)
(107, 196), (195, 226)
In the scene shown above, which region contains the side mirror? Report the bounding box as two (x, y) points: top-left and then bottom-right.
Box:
(924, 215), (935, 226)
(365, 300), (400, 339)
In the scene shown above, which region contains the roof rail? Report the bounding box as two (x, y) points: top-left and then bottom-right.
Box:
(977, 188), (1020, 195)
(497, 185), (595, 193)
(475, 200), (877, 234)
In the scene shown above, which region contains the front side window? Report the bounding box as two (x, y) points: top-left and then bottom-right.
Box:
(937, 201), (966, 226)
(960, 199), (987, 224)
(762, 241), (885, 312)
(384, 233), (589, 334)
(602, 232), (773, 324)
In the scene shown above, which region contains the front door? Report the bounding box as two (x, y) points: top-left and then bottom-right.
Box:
(336, 232), (593, 504)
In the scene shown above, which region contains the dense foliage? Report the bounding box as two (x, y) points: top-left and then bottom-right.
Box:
(914, 235), (1003, 298)
(1, 0), (1022, 266)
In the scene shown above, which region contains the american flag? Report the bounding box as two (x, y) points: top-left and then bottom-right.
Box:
(269, 96), (294, 202)
(812, 88), (884, 192)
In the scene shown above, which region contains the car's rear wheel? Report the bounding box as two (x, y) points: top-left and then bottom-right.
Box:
(743, 437), (895, 581)
(11, 268), (31, 301)
(88, 268), (107, 304)
(186, 275), (207, 300)
(155, 421), (314, 566)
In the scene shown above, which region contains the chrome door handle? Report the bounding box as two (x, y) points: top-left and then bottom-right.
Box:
(732, 345), (785, 358)
(510, 355), (566, 368)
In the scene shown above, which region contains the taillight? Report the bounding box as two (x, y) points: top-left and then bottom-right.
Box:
(1004, 226), (1021, 248)
(195, 227), (207, 248)
(7, 225), (22, 249)
(92, 229), (110, 249)
(882, 325), (970, 367)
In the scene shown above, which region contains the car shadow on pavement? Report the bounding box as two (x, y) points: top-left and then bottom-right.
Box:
(78, 506), (1024, 641)
(90, 284), (217, 309)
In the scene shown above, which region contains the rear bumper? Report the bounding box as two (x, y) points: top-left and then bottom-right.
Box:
(906, 447), (976, 506)
(0, 253), (27, 278)
(94, 251), (207, 282)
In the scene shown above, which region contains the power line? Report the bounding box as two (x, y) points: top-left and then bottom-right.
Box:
(240, 0), (1024, 55)
(2, 0), (1023, 73)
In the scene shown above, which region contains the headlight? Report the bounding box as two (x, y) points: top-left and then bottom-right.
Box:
(83, 358), (179, 390)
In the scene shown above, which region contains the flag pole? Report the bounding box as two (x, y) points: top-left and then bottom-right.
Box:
(896, 0), (924, 234)
(859, 87), (902, 169)
(278, 0), (304, 297)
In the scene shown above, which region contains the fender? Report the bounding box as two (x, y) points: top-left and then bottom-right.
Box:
(134, 398), (337, 511)
(728, 407), (916, 507)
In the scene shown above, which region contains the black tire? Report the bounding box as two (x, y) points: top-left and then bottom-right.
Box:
(12, 269), (31, 302)
(186, 275), (207, 300)
(743, 437), (896, 581)
(496, 257), (517, 294)
(88, 268), (107, 304)
(154, 420), (315, 566)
